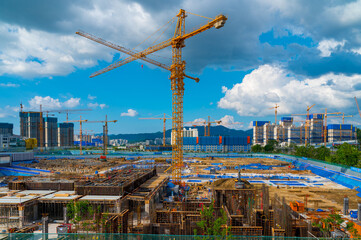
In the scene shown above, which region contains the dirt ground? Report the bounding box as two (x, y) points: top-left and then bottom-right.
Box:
(20, 157), (129, 176)
(192, 157), (287, 166)
(267, 186), (360, 211)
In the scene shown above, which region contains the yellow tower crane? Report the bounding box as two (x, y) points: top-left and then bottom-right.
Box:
(42, 108), (92, 121)
(269, 104), (280, 125)
(184, 116), (222, 137)
(206, 116), (222, 136)
(139, 114), (172, 146)
(269, 104), (280, 141)
(355, 97), (361, 118)
(328, 113), (353, 124)
(76, 10), (227, 183)
(86, 115), (117, 155)
(322, 109), (341, 146)
(292, 104), (315, 146)
(66, 116), (88, 155)
(293, 107), (341, 146)
(184, 120), (207, 136)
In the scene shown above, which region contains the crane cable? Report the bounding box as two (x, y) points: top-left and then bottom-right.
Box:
(131, 16), (176, 51)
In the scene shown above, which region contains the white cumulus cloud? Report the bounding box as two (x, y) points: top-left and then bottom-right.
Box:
(87, 102), (108, 109)
(218, 64), (361, 117)
(317, 39), (346, 57)
(184, 118), (206, 126)
(121, 109), (138, 117)
(88, 94), (97, 100)
(28, 96), (80, 110)
(219, 115), (244, 129)
(0, 105), (19, 118)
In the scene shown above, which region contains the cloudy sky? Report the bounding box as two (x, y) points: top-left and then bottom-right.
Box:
(1, 0), (361, 134)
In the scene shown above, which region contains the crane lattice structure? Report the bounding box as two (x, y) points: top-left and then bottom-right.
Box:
(184, 120), (207, 136)
(66, 116), (88, 155)
(269, 104), (279, 125)
(205, 116), (222, 136)
(293, 104), (315, 146)
(322, 109), (341, 146)
(42, 108), (92, 121)
(269, 104), (280, 141)
(139, 113), (171, 146)
(76, 9), (227, 183)
(86, 115), (117, 155)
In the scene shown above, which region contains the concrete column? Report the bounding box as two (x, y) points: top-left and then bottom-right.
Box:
(116, 202), (121, 214)
(63, 205), (68, 223)
(18, 206), (24, 229)
(343, 197), (349, 215)
(144, 200), (150, 219)
(358, 203), (361, 221)
(33, 204), (38, 220)
(42, 215), (49, 240)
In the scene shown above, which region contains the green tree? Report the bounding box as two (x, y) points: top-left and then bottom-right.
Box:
(327, 143), (360, 166)
(314, 146), (331, 161)
(263, 144), (274, 152)
(194, 202), (230, 240)
(293, 145), (315, 158)
(251, 144), (262, 153)
(66, 200), (93, 232)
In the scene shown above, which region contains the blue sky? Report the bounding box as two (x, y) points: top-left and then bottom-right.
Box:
(1, 0), (361, 134)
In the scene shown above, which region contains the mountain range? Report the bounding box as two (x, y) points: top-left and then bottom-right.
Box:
(108, 126), (253, 143)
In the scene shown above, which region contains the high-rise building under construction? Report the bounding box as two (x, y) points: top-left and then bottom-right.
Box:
(20, 112), (74, 147)
(58, 123), (74, 147)
(44, 117), (58, 147)
(19, 112), (43, 145)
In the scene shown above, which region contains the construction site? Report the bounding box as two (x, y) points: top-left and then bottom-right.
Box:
(0, 153), (358, 238)
(1, 5), (361, 240)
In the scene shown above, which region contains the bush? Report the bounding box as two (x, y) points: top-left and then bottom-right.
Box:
(327, 143), (360, 166)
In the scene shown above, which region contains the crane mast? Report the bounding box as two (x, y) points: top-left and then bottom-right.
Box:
(77, 9), (227, 184)
(86, 115), (117, 155)
(139, 113), (171, 146)
(66, 116), (88, 155)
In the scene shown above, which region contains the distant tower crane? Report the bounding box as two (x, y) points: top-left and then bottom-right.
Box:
(184, 116), (221, 137)
(184, 120), (207, 136)
(42, 108), (92, 121)
(269, 104), (279, 125)
(66, 116), (88, 155)
(269, 104), (280, 141)
(205, 116), (222, 137)
(355, 97), (361, 119)
(322, 109), (341, 146)
(77, 9), (227, 183)
(139, 113), (172, 146)
(292, 104), (315, 146)
(328, 113), (353, 124)
(86, 115), (117, 155)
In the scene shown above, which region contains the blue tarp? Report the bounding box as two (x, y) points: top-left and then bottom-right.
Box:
(234, 163), (285, 170)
